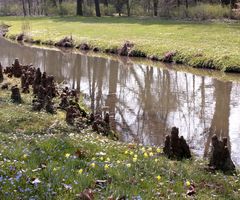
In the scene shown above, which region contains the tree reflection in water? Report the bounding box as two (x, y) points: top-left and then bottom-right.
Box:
(0, 38), (240, 164)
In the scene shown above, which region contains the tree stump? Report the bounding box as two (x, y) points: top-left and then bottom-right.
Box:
(163, 127), (191, 160)
(12, 58), (22, 78)
(208, 135), (235, 173)
(0, 62), (3, 82)
(46, 98), (55, 114)
(118, 41), (134, 56)
(11, 85), (22, 103)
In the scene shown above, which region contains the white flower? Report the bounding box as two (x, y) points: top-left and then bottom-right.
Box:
(32, 178), (41, 186)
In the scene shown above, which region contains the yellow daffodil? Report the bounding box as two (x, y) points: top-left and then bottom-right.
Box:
(65, 153), (70, 158)
(154, 158), (159, 162)
(156, 175), (161, 181)
(106, 157), (110, 162)
(134, 154), (138, 158)
(90, 163), (96, 168)
(22, 154), (28, 159)
(124, 150), (129, 155)
(78, 169), (83, 174)
(133, 157), (137, 162)
(149, 152), (154, 157)
(129, 151), (134, 156)
(157, 148), (161, 153)
(148, 147), (152, 151)
(100, 157), (104, 161)
(186, 180), (191, 186)
(117, 160), (121, 164)
(104, 164), (109, 170)
(144, 152), (148, 158)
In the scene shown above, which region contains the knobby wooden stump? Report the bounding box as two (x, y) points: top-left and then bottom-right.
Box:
(163, 127), (191, 160)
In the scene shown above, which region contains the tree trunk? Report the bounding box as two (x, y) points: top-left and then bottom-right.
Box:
(42, 0), (47, 16)
(27, 0), (31, 16)
(177, 0), (180, 7)
(104, 0), (108, 15)
(21, 0), (27, 16)
(126, 0), (130, 17)
(52, 0), (57, 7)
(185, 0), (189, 9)
(153, 0), (158, 16)
(147, 0), (151, 14)
(94, 0), (101, 17)
(103, 0), (108, 7)
(230, 0), (236, 9)
(76, 0), (83, 16)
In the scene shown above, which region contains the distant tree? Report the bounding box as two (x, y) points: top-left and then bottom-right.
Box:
(153, 0), (158, 16)
(231, 0), (237, 8)
(103, 0), (108, 7)
(42, 0), (48, 16)
(77, 0), (83, 16)
(126, 0), (130, 16)
(220, 0), (236, 6)
(27, 0), (31, 15)
(103, 0), (109, 15)
(185, 0), (189, 9)
(115, 0), (125, 16)
(51, 0), (57, 7)
(177, 0), (180, 7)
(94, 0), (101, 17)
(0, 0), (237, 18)
(21, 0), (27, 16)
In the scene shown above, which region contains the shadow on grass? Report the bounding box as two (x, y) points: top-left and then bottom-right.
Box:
(0, 15), (219, 27)
(2, 16), (240, 32)
(50, 16), (211, 26)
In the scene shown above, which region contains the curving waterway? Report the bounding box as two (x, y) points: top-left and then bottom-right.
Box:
(1, 38), (240, 165)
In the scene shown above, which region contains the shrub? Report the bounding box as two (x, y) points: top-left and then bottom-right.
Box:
(0, 3), (21, 16)
(172, 3), (231, 20)
(44, 2), (75, 16)
(58, 2), (76, 16)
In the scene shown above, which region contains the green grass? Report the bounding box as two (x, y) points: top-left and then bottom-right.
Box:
(0, 16), (240, 72)
(0, 76), (240, 199)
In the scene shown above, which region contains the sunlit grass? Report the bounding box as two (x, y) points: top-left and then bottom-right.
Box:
(0, 16), (240, 71)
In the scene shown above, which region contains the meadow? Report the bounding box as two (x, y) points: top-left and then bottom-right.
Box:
(1, 16), (240, 72)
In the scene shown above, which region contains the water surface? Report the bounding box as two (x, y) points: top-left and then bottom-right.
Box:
(1, 38), (240, 165)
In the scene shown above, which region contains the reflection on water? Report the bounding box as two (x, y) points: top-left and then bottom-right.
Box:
(1, 38), (240, 165)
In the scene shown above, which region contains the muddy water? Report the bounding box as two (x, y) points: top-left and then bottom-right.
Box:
(1, 38), (240, 165)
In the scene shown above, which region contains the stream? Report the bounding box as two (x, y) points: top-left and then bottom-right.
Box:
(1, 38), (240, 165)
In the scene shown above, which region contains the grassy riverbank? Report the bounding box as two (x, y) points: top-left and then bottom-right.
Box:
(0, 16), (240, 72)
(0, 77), (240, 199)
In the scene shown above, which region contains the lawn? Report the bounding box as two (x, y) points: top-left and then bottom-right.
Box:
(1, 16), (240, 71)
(0, 76), (240, 199)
